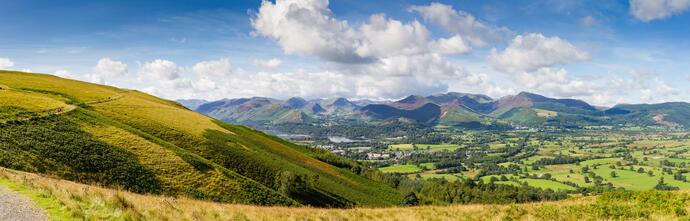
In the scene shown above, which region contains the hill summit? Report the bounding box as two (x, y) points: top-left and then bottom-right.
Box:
(0, 70), (402, 207)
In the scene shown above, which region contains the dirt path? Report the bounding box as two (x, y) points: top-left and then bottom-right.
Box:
(0, 185), (47, 221)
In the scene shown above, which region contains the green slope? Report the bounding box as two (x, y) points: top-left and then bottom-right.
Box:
(0, 70), (401, 207)
(498, 107), (544, 125)
(606, 102), (690, 128)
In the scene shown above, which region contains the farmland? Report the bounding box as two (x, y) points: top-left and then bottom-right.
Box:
(337, 128), (690, 193)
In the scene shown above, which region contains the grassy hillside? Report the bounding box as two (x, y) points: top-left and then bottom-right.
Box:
(3, 167), (690, 221)
(0, 70), (401, 207)
(606, 102), (690, 128)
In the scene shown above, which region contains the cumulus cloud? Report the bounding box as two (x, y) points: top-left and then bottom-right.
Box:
(91, 58), (128, 84)
(94, 58), (128, 77)
(217, 70), (452, 100)
(355, 14), (431, 57)
(630, 0), (690, 21)
(489, 33), (590, 73)
(0, 57), (15, 69)
(599, 70), (681, 104)
(251, 0), (365, 63)
(53, 70), (77, 79)
(253, 58), (283, 69)
(429, 35), (472, 54)
(486, 33), (593, 98)
(251, 0), (479, 64)
(192, 58), (232, 77)
(514, 68), (593, 97)
(139, 54), (491, 101)
(247, 0), (490, 99)
(409, 2), (512, 47)
(139, 59), (180, 81)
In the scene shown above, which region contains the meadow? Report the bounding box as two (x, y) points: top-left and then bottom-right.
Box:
(388, 143), (462, 151)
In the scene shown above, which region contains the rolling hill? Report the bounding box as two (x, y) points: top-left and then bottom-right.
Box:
(605, 102), (690, 128)
(0, 70), (402, 207)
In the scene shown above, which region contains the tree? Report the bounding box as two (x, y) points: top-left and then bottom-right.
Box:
(402, 192), (419, 206)
(275, 171), (315, 196)
(655, 177), (680, 191)
(674, 171), (687, 182)
(542, 173), (552, 179)
(584, 176), (591, 183)
(610, 171), (617, 178)
(637, 168), (645, 173)
(581, 166), (589, 173)
(490, 176), (499, 183)
(647, 170), (654, 177)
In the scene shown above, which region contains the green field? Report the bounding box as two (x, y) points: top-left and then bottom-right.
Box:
(379, 164), (423, 173)
(482, 175), (576, 191)
(388, 143), (462, 151)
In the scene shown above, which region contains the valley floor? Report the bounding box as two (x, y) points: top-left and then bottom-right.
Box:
(2, 167), (690, 221)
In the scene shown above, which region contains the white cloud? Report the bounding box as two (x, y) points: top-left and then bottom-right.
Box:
(94, 58), (128, 78)
(91, 58), (128, 84)
(216, 70), (454, 100)
(654, 78), (680, 97)
(0, 57), (15, 69)
(595, 70), (682, 104)
(53, 70), (77, 79)
(630, 0), (690, 21)
(139, 59), (180, 81)
(193, 58), (232, 77)
(247, 0), (490, 99)
(409, 2), (512, 47)
(253, 58), (283, 69)
(514, 68), (593, 97)
(251, 0), (364, 63)
(355, 14), (431, 57)
(429, 35), (472, 55)
(251, 0), (481, 63)
(489, 33), (590, 73)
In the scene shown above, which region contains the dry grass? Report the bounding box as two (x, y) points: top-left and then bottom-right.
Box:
(7, 167), (684, 221)
(0, 167), (592, 221)
(0, 71), (123, 103)
(91, 91), (230, 136)
(0, 89), (67, 111)
(4, 163), (690, 221)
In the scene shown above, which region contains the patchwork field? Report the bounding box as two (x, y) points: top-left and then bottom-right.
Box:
(377, 129), (690, 193)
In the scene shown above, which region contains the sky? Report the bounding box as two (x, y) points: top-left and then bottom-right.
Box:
(1, 0), (690, 106)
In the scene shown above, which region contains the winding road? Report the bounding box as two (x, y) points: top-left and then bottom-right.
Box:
(0, 185), (47, 221)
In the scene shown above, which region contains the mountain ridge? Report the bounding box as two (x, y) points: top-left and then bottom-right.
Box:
(186, 91), (690, 129)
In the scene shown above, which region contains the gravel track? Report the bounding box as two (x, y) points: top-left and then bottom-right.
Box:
(0, 185), (47, 221)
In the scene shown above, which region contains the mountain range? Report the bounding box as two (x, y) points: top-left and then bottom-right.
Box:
(184, 92), (690, 129)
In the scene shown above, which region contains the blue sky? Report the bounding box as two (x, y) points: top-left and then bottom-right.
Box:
(1, 0), (689, 106)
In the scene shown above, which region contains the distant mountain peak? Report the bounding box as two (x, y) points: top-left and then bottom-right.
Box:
(515, 91), (547, 101)
(311, 103), (326, 113)
(285, 97), (307, 108)
(398, 95), (425, 104)
(333, 97), (352, 107)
